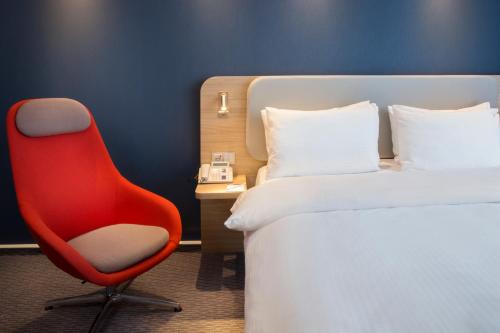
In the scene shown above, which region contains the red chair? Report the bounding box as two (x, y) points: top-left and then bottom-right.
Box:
(6, 98), (182, 332)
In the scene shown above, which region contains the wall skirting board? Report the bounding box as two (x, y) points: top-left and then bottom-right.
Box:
(0, 240), (202, 249)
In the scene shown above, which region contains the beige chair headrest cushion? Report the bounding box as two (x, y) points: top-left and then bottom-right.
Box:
(16, 98), (91, 137)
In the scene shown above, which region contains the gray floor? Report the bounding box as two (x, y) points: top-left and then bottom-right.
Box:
(0, 248), (244, 332)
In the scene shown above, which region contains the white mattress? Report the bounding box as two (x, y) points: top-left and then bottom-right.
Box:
(229, 166), (500, 332)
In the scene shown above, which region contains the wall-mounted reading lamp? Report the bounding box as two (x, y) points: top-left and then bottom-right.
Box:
(218, 91), (229, 116)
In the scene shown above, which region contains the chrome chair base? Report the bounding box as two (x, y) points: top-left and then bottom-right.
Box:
(44, 279), (181, 333)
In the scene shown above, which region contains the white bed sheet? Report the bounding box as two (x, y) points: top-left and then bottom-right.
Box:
(234, 166), (500, 333)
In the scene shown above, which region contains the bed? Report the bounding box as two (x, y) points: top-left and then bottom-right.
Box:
(222, 76), (500, 332)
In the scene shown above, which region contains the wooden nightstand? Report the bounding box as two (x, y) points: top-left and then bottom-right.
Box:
(195, 175), (246, 252)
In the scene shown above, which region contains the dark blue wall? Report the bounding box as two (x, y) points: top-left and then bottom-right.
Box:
(1, 0), (500, 243)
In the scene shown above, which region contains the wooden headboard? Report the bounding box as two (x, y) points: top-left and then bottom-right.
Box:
(200, 75), (500, 188)
(201, 76), (263, 187)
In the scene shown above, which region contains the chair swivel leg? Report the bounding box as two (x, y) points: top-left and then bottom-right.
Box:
(88, 294), (117, 333)
(121, 294), (182, 311)
(45, 291), (107, 310)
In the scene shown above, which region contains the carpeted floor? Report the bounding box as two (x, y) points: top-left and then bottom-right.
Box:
(0, 248), (244, 332)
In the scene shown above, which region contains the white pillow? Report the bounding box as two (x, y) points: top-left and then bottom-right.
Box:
(393, 107), (500, 170)
(261, 101), (380, 179)
(388, 102), (491, 157)
(261, 101), (370, 156)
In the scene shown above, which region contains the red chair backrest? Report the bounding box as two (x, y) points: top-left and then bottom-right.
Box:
(6, 99), (121, 241)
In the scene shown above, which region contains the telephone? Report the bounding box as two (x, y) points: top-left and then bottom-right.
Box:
(198, 161), (233, 184)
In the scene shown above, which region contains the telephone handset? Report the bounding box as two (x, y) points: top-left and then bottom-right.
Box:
(198, 161), (233, 184)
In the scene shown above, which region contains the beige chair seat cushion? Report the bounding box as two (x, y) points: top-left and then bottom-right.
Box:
(68, 224), (169, 273)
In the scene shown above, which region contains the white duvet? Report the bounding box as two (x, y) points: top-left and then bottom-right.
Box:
(226, 168), (500, 333)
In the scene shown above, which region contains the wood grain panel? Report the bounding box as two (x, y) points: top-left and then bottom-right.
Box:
(200, 77), (260, 252)
(200, 76), (264, 187)
(201, 200), (243, 252)
(195, 175), (247, 200)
